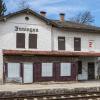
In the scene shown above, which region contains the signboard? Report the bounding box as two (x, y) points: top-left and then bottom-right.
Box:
(89, 40), (95, 51)
(15, 26), (39, 32)
(89, 40), (93, 48)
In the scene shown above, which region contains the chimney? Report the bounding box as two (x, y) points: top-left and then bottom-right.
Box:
(59, 13), (65, 22)
(40, 11), (46, 17)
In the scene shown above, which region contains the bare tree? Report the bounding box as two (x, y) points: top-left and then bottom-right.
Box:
(69, 11), (94, 25)
(18, 0), (29, 10)
(0, 0), (6, 16)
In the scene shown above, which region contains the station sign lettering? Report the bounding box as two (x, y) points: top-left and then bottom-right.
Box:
(15, 26), (39, 32)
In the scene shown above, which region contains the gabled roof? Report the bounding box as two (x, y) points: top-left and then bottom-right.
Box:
(0, 8), (100, 33)
(0, 8), (51, 24)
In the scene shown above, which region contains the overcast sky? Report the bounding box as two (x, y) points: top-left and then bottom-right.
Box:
(4, 0), (100, 26)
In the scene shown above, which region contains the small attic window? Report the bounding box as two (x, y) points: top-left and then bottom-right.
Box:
(25, 17), (29, 21)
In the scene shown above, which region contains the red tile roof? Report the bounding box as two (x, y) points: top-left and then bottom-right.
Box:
(3, 50), (100, 57)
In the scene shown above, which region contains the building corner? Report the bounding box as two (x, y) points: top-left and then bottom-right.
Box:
(0, 49), (3, 84)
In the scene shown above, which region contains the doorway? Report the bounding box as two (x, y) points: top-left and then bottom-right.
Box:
(23, 63), (33, 83)
(88, 62), (95, 80)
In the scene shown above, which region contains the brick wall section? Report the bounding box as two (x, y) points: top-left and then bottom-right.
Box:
(53, 63), (77, 81)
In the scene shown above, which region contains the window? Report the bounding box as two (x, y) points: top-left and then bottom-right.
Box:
(25, 17), (29, 21)
(78, 61), (82, 74)
(58, 37), (65, 50)
(29, 34), (37, 48)
(42, 63), (53, 77)
(74, 37), (81, 51)
(8, 63), (20, 78)
(60, 63), (71, 76)
(16, 33), (25, 48)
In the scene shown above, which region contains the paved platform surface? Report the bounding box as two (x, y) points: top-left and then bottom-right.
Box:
(0, 81), (100, 92)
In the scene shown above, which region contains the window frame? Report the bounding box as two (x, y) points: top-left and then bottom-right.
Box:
(7, 63), (20, 78)
(60, 63), (71, 76)
(16, 33), (25, 48)
(74, 37), (81, 51)
(29, 34), (37, 49)
(58, 36), (65, 50)
(42, 63), (53, 77)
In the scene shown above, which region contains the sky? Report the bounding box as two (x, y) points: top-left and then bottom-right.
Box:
(4, 0), (100, 26)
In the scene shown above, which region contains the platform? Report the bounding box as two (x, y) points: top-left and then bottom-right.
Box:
(0, 81), (100, 92)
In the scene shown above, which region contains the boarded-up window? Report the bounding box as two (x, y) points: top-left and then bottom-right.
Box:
(58, 37), (65, 50)
(60, 63), (71, 76)
(29, 34), (37, 48)
(74, 37), (81, 51)
(16, 33), (25, 48)
(42, 63), (53, 77)
(78, 61), (82, 74)
(8, 63), (20, 78)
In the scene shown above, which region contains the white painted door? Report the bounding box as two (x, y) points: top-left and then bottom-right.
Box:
(24, 63), (33, 83)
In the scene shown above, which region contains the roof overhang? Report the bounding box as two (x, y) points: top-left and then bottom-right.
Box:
(3, 50), (100, 57)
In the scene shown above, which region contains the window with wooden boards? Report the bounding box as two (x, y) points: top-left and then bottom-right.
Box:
(74, 37), (81, 51)
(16, 33), (25, 48)
(29, 34), (37, 49)
(58, 37), (65, 50)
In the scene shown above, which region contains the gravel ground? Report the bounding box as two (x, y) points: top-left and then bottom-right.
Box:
(0, 81), (100, 92)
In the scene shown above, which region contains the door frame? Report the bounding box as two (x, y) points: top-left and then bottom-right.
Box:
(88, 62), (95, 80)
(23, 63), (34, 84)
